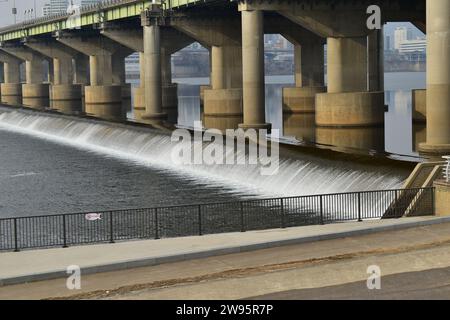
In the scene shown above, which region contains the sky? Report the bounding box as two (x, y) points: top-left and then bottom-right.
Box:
(0, 0), (425, 42)
(0, 0), (49, 26)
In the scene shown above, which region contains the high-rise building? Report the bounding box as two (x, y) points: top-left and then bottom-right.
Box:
(394, 27), (413, 50)
(398, 39), (427, 54)
(77, 0), (102, 7)
(385, 35), (391, 51)
(42, 0), (67, 16)
(42, 0), (101, 16)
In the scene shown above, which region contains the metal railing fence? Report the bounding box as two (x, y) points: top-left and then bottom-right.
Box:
(0, 187), (434, 252)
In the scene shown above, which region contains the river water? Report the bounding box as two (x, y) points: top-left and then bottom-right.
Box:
(0, 73), (423, 218)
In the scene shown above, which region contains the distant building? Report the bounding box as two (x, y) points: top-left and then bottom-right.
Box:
(398, 39), (426, 54)
(42, 0), (68, 16)
(42, 0), (101, 16)
(385, 35), (391, 51)
(394, 27), (413, 50)
(77, 0), (102, 7)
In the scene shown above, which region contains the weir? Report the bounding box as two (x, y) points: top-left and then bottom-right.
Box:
(0, 108), (406, 198)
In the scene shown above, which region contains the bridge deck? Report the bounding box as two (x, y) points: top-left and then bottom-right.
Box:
(0, 0), (215, 42)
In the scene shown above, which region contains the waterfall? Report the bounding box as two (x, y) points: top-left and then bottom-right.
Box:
(0, 109), (407, 198)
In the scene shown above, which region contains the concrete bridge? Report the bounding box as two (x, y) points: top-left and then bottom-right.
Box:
(0, 0), (448, 155)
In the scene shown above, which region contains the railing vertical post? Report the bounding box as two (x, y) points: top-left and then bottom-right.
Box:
(62, 215), (68, 248)
(358, 192), (362, 222)
(13, 218), (19, 252)
(198, 205), (202, 236)
(240, 202), (245, 232)
(319, 195), (324, 225)
(154, 208), (160, 240)
(395, 189), (399, 217)
(109, 211), (114, 244)
(280, 198), (285, 229)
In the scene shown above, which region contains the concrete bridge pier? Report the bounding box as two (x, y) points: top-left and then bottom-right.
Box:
(282, 40), (326, 114)
(101, 22), (191, 123)
(85, 54), (122, 104)
(315, 35), (384, 127)
(100, 26), (145, 110)
(419, 0), (450, 155)
(132, 52), (146, 111)
(141, 15), (166, 120)
(264, 14), (327, 113)
(1, 45), (50, 108)
(272, 3), (385, 128)
(204, 45), (243, 119)
(0, 51), (22, 105)
(170, 14), (243, 128)
(24, 40), (82, 103)
(56, 32), (126, 113)
(238, 8), (270, 131)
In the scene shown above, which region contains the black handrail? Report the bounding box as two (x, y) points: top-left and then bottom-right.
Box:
(0, 187), (435, 252)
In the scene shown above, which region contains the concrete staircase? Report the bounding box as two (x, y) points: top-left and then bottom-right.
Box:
(383, 161), (445, 219)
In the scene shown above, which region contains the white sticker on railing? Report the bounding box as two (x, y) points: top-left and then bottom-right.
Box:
(85, 213), (102, 221)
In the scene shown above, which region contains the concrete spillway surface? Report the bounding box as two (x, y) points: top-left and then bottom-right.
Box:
(0, 108), (409, 225)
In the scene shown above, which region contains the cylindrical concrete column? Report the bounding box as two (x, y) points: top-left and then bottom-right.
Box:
(143, 23), (166, 119)
(419, 0), (450, 153)
(211, 46), (225, 90)
(239, 9), (269, 129)
(89, 54), (112, 86)
(26, 59), (43, 84)
(85, 85), (122, 104)
(53, 57), (73, 85)
(1, 82), (22, 105)
(133, 52), (146, 109)
(327, 37), (367, 93)
(294, 45), (302, 87)
(4, 61), (20, 83)
(139, 52), (145, 86)
(50, 84), (82, 101)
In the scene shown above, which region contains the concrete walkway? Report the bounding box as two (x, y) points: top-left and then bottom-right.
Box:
(1, 216), (449, 287)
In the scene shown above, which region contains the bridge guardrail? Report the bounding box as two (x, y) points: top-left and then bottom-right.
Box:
(0, 187), (434, 252)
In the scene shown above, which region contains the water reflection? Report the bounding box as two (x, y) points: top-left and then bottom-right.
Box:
(316, 127), (385, 153)
(22, 97), (49, 110)
(50, 100), (83, 115)
(85, 103), (127, 121)
(283, 113), (315, 142)
(203, 115), (243, 132)
(173, 75), (425, 160)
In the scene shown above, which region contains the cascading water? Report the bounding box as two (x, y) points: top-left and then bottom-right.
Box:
(0, 109), (407, 199)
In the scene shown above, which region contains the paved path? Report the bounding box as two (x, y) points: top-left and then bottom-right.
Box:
(249, 267), (450, 300)
(1, 218), (450, 299)
(1, 216), (448, 287)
